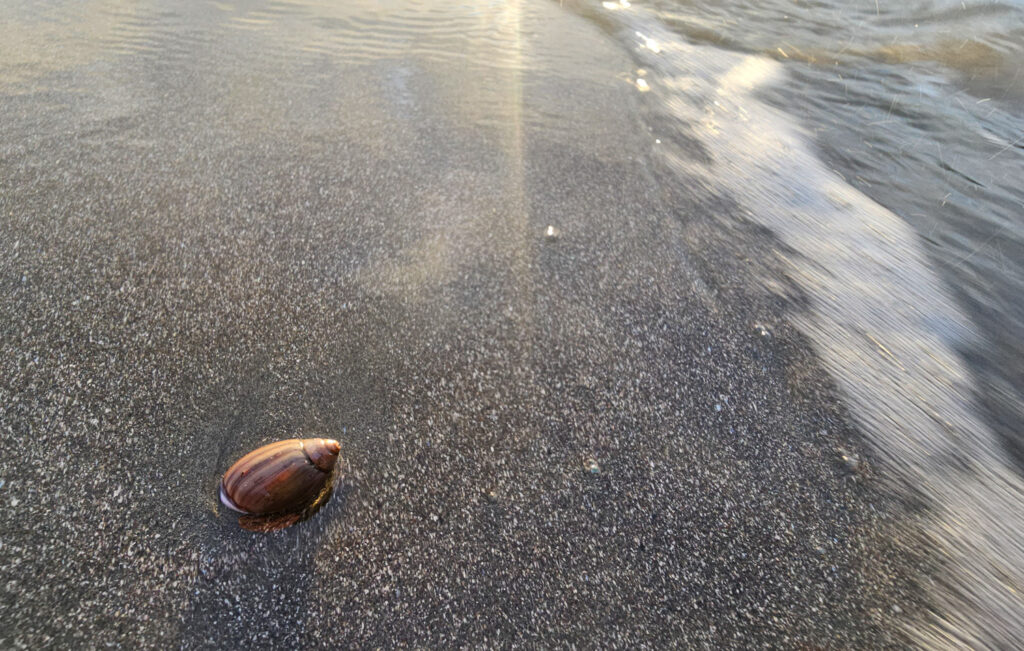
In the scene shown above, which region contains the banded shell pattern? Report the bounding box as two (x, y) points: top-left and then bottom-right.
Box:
(220, 438), (341, 530)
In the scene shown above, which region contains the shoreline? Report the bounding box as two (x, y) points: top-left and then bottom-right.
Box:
(0, 0), (957, 646)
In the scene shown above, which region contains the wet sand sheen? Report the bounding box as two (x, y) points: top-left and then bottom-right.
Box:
(0, 0), (917, 647)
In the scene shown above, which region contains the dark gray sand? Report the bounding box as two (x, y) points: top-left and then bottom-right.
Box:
(1, 1), (920, 647)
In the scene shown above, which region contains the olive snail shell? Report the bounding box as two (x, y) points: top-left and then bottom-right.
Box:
(220, 438), (341, 516)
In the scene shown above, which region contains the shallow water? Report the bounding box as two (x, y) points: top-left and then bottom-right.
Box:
(1, 0), (1022, 647)
(642, 0), (1024, 468)
(579, 2), (1024, 643)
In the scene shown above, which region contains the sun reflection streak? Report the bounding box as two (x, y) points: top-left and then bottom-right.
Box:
(493, 0), (536, 371)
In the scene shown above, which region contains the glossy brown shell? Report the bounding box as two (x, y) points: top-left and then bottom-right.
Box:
(220, 438), (340, 516)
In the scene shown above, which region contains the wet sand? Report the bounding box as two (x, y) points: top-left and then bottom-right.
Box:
(1, 1), (918, 647)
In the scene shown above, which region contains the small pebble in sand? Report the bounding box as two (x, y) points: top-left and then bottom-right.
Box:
(839, 449), (863, 475)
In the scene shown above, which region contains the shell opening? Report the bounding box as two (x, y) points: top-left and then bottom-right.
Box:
(219, 483), (249, 514)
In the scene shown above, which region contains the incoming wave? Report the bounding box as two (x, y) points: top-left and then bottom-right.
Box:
(574, 1), (1024, 646)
